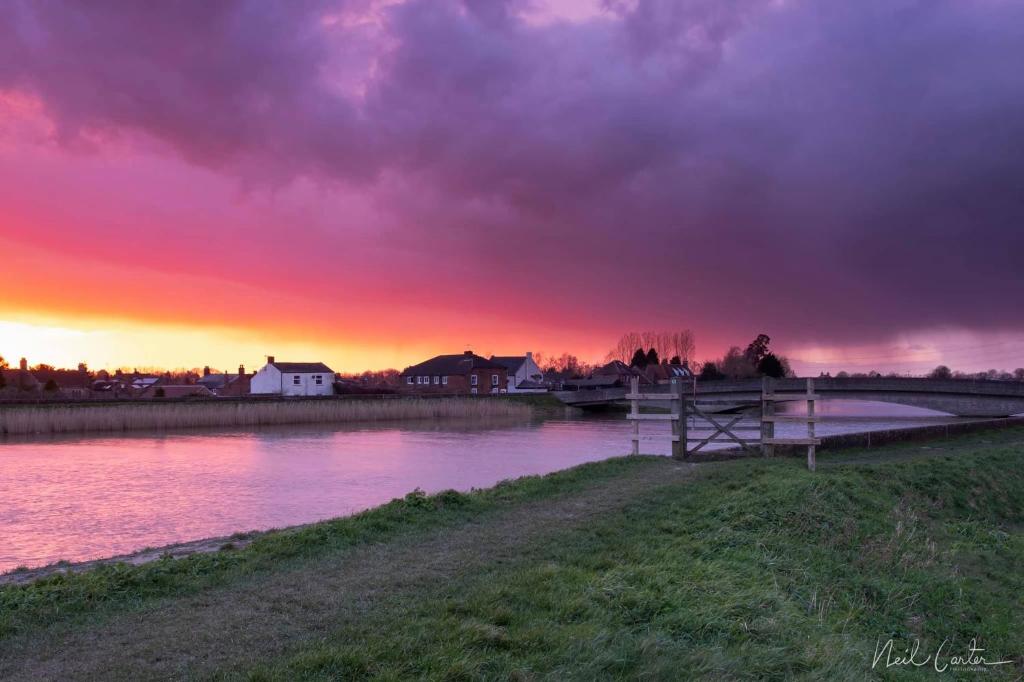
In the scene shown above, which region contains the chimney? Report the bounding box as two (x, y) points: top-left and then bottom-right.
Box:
(526, 351), (532, 359)
(464, 350), (473, 356)
(238, 364), (245, 376)
(203, 366), (211, 377)
(19, 357), (27, 371)
(267, 355), (275, 364)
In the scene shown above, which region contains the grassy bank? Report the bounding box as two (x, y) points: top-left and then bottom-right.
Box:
(0, 396), (532, 436)
(1, 429), (1022, 679)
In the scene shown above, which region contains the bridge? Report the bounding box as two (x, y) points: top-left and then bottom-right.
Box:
(553, 377), (1024, 418)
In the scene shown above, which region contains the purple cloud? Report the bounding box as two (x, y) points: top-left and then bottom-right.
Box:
(2, 0), (1023, 349)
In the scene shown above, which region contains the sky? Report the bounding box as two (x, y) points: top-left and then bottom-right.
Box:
(1, 0), (1022, 375)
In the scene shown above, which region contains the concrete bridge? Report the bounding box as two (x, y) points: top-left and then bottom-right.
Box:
(553, 377), (1024, 418)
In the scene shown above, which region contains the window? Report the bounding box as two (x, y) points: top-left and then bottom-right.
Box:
(293, 375), (301, 385)
(407, 376), (414, 385)
(422, 376), (428, 384)
(433, 376), (440, 385)
(471, 374), (478, 386)
(314, 375), (323, 385)
(491, 374), (499, 387)
(471, 387), (478, 395)
(442, 376), (448, 385)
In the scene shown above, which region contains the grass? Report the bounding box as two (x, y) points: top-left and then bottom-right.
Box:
(0, 396), (532, 435)
(1, 429), (1022, 679)
(501, 393), (568, 410)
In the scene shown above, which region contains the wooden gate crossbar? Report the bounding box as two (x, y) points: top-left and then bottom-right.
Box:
(686, 404), (759, 454)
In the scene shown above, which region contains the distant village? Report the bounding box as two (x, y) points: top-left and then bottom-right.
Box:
(1, 330), (1020, 401)
(0, 350), (696, 401)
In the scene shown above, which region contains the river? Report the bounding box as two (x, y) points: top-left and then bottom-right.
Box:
(0, 402), (983, 573)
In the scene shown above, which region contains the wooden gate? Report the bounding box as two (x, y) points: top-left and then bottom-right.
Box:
(626, 376), (821, 470)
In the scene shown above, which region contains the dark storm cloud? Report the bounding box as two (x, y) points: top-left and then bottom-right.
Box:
(2, 0), (1022, 345)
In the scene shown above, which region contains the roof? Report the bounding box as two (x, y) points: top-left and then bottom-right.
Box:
(401, 352), (507, 376)
(490, 356), (527, 373)
(25, 369), (92, 389)
(646, 363), (693, 380)
(146, 385), (214, 398)
(1, 369), (40, 389)
(270, 362), (334, 374)
(197, 373), (243, 389)
(593, 360), (645, 377)
(666, 364), (693, 378)
(515, 380), (547, 390)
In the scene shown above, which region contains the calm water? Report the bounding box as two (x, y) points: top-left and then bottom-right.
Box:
(0, 402), (979, 573)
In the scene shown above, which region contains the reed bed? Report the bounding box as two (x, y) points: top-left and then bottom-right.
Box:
(0, 398), (533, 436)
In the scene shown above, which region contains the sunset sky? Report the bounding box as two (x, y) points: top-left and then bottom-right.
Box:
(1, 0), (1022, 375)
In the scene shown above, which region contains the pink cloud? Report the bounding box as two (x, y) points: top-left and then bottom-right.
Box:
(0, 0), (1022, 367)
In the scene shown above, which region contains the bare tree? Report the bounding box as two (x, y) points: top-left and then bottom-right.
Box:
(607, 330), (696, 364)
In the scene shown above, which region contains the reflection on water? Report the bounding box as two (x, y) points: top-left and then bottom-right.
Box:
(0, 403), (977, 572)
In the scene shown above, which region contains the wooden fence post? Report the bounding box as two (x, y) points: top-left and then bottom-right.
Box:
(671, 377), (685, 460)
(761, 376), (775, 457)
(806, 377), (816, 472)
(630, 376), (640, 456)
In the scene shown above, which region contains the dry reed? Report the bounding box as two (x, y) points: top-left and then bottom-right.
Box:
(0, 398), (533, 436)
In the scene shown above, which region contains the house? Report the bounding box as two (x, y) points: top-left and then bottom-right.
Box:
(645, 361), (694, 385)
(110, 370), (162, 395)
(489, 352), (547, 393)
(564, 360), (650, 390)
(0, 358), (41, 393)
(593, 360), (651, 386)
(400, 351), (508, 395)
(250, 357), (335, 396)
(196, 365), (252, 397)
(140, 384), (214, 399)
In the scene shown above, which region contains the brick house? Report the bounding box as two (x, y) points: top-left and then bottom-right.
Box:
(400, 351), (508, 395)
(196, 364), (252, 397)
(644, 360), (694, 385)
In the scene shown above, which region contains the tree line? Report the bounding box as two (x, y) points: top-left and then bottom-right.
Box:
(696, 334), (792, 380)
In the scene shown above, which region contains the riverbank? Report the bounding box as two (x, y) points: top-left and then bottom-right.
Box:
(1, 427), (1022, 679)
(0, 395), (536, 436)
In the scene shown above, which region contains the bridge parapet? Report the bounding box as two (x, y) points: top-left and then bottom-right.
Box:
(554, 377), (1024, 417)
(698, 377), (1024, 398)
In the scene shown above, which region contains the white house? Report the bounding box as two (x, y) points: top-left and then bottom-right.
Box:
(250, 357), (335, 396)
(489, 352), (547, 393)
